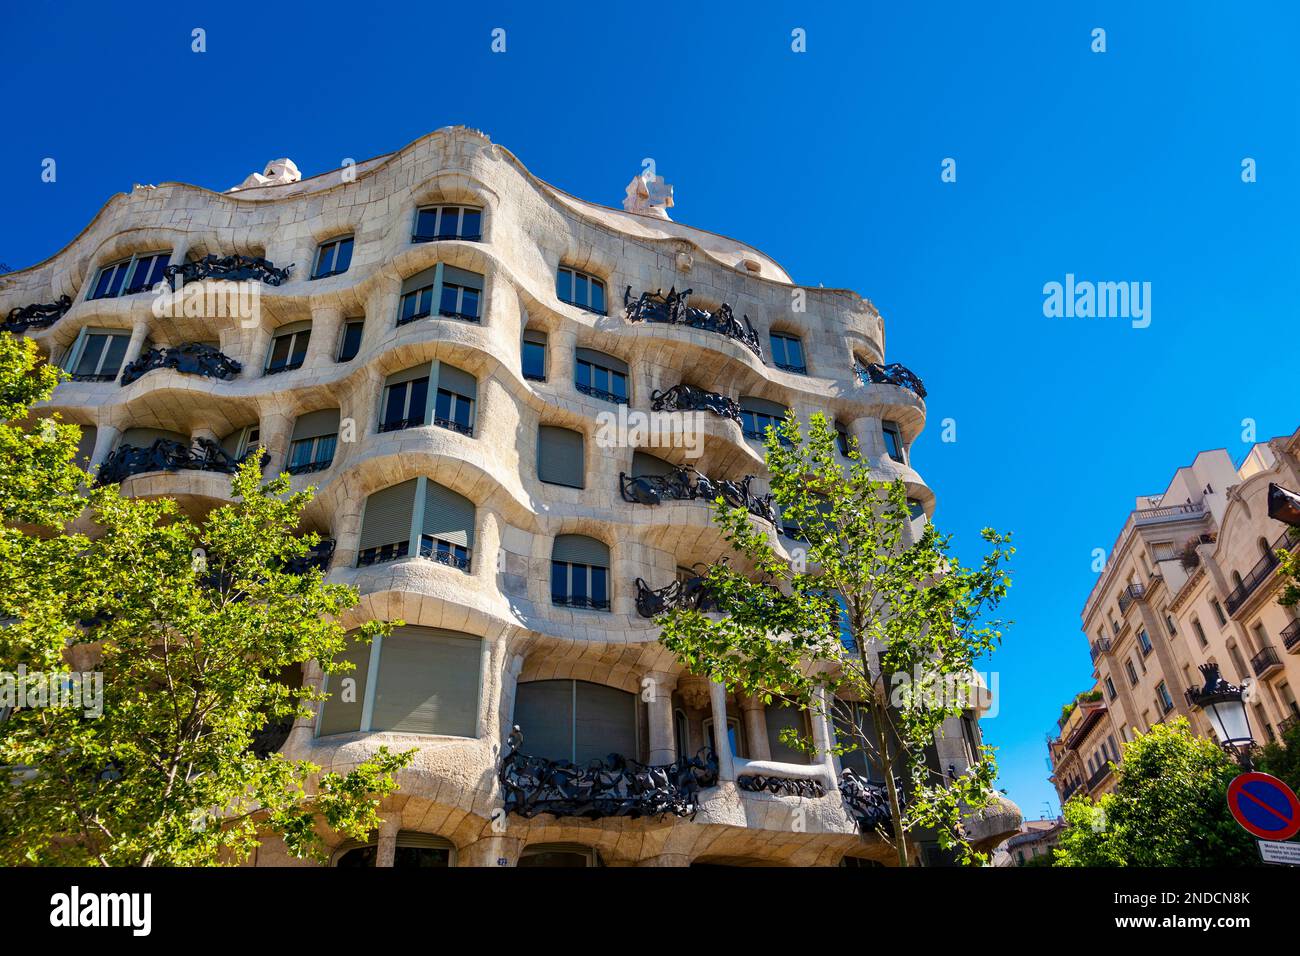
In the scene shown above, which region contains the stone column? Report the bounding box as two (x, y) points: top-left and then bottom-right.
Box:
(307, 306), (343, 366)
(123, 321), (152, 368)
(709, 681), (735, 781)
(257, 410), (295, 477)
(740, 694), (771, 761)
(810, 685), (838, 777)
(283, 660), (322, 759)
(90, 424), (121, 469)
(375, 816), (401, 868)
(645, 671), (678, 765)
(458, 835), (523, 868)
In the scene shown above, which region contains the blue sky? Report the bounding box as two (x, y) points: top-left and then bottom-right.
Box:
(2, 2), (1298, 823)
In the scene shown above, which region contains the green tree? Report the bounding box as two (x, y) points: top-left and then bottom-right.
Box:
(0, 335), (413, 865)
(1054, 719), (1258, 867)
(654, 412), (1013, 865)
(1256, 718), (1300, 796)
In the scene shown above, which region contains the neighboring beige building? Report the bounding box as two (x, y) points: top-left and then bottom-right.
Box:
(1048, 687), (1123, 805)
(1, 126), (1019, 866)
(992, 817), (1064, 867)
(1052, 431), (1300, 803)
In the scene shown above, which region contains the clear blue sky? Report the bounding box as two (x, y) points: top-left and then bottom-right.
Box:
(3, 1), (1298, 824)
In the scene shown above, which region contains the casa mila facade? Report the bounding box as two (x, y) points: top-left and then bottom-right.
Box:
(1, 127), (1019, 867)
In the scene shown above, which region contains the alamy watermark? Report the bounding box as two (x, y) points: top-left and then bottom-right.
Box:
(594, 406), (706, 459)
(1043, 273), (1151, 328)
(1, 665), (103, 718)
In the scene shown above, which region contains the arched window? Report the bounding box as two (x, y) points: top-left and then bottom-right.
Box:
(575, 348), (629, 404)
(551, 535), (609, 610)
(288, 409), (339, 475)
(769, 331), (806, 374)
(513, 679), (637, 763)
(333, 832), (455, 867)
(740, 396), (790, 444)
(538, 425), (585, 488)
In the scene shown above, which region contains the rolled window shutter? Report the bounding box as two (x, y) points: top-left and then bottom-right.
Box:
(574, 681), (638, 764)
(538, 426), (584, 487)
(552, 534), (608, 567)
(631, 451), (674, 477)
(513, 680), (576, 762)
(765, 703), (810, 764)
(120, 427), (188, 448)
(220, 428), (246, 456)
(422, 481), (475, 549)
(400, 267), (438, 294)
(574, 347), (628, 375)
(370, 627), (482, 737)
(273, 319), (312, 337)
(292, 408), (341, 441)
(436, 363), (477, 400)
(396, 832), (455, 851)
(318, 638), (371, 736)
(75, 425), (98, 466)
(442, 265), (483, 290)
(523, 329), (548, 345)
(740, 396), (788, 418)
(385, 364), (432, 387)
(359, 479), (418, 551)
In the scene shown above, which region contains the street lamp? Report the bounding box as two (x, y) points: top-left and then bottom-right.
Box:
(1185, 662), (1255, 768)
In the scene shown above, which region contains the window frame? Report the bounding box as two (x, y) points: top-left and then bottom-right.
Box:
(412, 205), (483, 243)
(65, 327), (132, 382)
(312, 235), (354, 280)
(287, 433), (337, 475)
(769, 331), (807, 374)
(556, 266), (607, 315)
(87, 250), (171, 301)
(265, 325), (311, 375)
(336, 319), (365, 362)
(574, 353), (629, 405)
(881, 420), (906, 463)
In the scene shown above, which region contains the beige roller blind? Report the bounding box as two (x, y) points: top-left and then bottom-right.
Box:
(537, 425), (584, 488)
(574, 681), (637, 764)
(318, 638), (371, 737)
(436, 362), (476, 399)
(292, 408), (341, 441)
(400, 266), (438, 294)
(740, 396), (788, 418)
(422, 480), (475, 549)
(119, 427), (188, 448)
(359, 479), (417, 551)
(551, 534), (608, 567)
(631, 451), (674, 477)
(385, 363), (432, 387)
(442, 265), (483, 290)
(370, 627), (481, 737)
(513, 679), (575, 762)
(523, 328), (548, 345)
(574, 347), (628, 374)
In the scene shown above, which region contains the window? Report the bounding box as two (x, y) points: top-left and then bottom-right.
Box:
(1211, 598), (1227, 626)
(66, 329), (131, 382)
(1105, 676), (1117, 700)
(337, 319), (364, 362)
(538, 425), (584, 488)
(906, 498), (925, 520)
(356, 479), (417, 566)
(740, 396), (791, 444)
(379, 367), (430, 433)
(433, 363), (476, 436)
(265, 321), (311, 374)
(398, 267), (437, 325)
(575, 348), (628, 404)
(551, 534), (609, 610)
(703, 716), (745, 758)
(1156, 681), (1174, 715)
(769, 332), (807, 373)
(881, 420), (906, 463)
(522, 329), (547, 381)
(673, 708), (690, 759)
(318, 626), (481, 737)
(1192, 617), (1208, 647)
(832, 700), (881, 778)
(418, 480), (475, 572)
(1164, 613), (1177, 637)
(1137, 628), (1152, 656)
(88, 251), (170, 300)
(287, 409), (340, 475)
(556, 266), (606, 314)
(766, 703), (811, 764)
(413, 205), (482, 242)
(513, 680), (637, 763)
(334, 832), (453, 868)
(834, 421), (852, 457)
(1152, 541), (1176, 562)
(312, 236), (353, 279)
(439, 266), (483, 322)
(1125, 659), (1139, 686)
(356, 478), (474, 571)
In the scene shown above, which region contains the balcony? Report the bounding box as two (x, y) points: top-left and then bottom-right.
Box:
(1133, 502), (1205, 526)
(2, 294), (72, 333)
(1088, 763), (1113, 791)
(575, 382), (627, 405)
(839, 769), (895, 831)
(619, 466), (777, 525)
(1059, 778), (1081, 802)
(498, 727), (718, 820)
(1282, 619), (1300, 654)
(163, 253), (293, 287)
(1224, 529), (1298, 614)
(119, 343), (242, 386)
(854, 362), (927, 400)
(623, 286), (763, 358)
(649, 384), (742, 424)
(1251, 645), (1283, 678)
(1279, 714), (1299, 737)
(1089, 638), (1112, 663)
(96, 438), (260, 486)
(634, 568), (721, 619)
(282, 538), (335, 574)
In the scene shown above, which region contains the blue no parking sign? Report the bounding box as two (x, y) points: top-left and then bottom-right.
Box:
(1227, 772), (1300, 841)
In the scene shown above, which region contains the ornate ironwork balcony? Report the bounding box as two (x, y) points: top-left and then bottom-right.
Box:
(1224, 528), (1296, 614)
(1059, 777), (1081, 803)
(96, 437), (262, 486)
(623, 286), (763, 358)
(2, 295), (72, 333)
(1282, 619), (1300, 653)
(649, 383), (742, 424)
(438, 308), (480, 324)
(498, 726), (719, 819)
(377, 416), (422, 434)
(737, 774), (826, 798)
(357, 542), (409, 567)
(285, 458), (333, 476)
(551, 595), (611, 611)
(619, 466), (777, 525)
(839, 769), (894, 831)
(576, 382), (628, 405)
(1251, 645), (1283, 677)
(1088, 763), (1113, 790)
(163, 253), (293, 287)
(119, 343), (242, 386)
(774, 361), (807, 374)
(634, 565), (722, 619)
(1090, 637), (1113, 663)
(282, 538), (335, 575)
(855, 362), (927, 400)
(433, 416), (473, 437)
(417, 536), (471, 572)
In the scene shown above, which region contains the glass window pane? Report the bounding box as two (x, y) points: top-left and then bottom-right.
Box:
(612, 371), (627, 401)
(461, 288), (479, 318)
(571, 563), (588, 602)
(440, 284), (459, 315)
(460, 209), (481, 237)
(383, 385), (407, 425)
(522, 342), (545, 379)
(290, 331), (310, 364)
(590, 280), (605, 313)
(339, 322), (363, 361)
(576, 361), (591, 390)
(574, 273), (588, 307)
(435, 389), (451, 422)
(314, 243), (334, 277)
(551, 561), (567, 602)
(335, 237), (352, 273)
(556, 268), (570, 301)
(590, 567), (607, 607)
(268, 335), (292, 369)
(788, 337), (804, 366)
(100, 335), (129, 376)
(407, 378), (428, 419)
(75, 336), (107, 376)
(415, 209), (438, 238)
(314, 434), (337, 465)
(92, 268), (114, 299)
(106, 263), (127, 297)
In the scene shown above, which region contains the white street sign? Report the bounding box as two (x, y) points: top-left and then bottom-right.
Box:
(1258, 839), (1300, 865)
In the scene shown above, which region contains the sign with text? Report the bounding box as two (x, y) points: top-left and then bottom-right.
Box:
(1258, 840), (1300, 866)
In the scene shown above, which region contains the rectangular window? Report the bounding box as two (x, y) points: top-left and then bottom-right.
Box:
(69, 330), (131, 381)
(413, 205), (482, 242)
(1125, 660), (1139, 686)
(89, 251), (171, 300)
(835, 423), (851, 457)
(538, 426), (584, 488)
(312, 236), (354, 279)
(882, 421), (905, 463)
(379, 377), (429, 432)
(287, 434), (337, 474)
(1156, 682), (1174, 714)
(266, 325), (311, 374)
(398, 285), (434, 325)
(434, 388), (474, 436)
(556, 267), (606, 314)
(1137, 628), (1152, 656)
(551, 561), (610, 610)
(522, 334), (547, 381)
(769, 332), (806, 373)
(337, 319), (364, 362)
(439, 281), (480, 322)
(1193, 618), (1208, 647)
(124, 253), (171, 294)
(575, 356), (628, 404)
(1212, 599), (1227, 626)
(1105, 676), (1117, 700)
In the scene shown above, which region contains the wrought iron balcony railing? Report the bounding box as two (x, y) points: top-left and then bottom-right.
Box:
(417, 536), (471, 572)
(438, 308), (480, 324)
(1090, 637), (1113, 663)
(2, 294), (72, 333)
(498, 726), (719, 820)
(649, 383), (742, 424)
(163, 253), (293, 287)
(96, 438), (262, 486)
(854, 362), (927, 400)
(357, 541), (409, 567)
(1225, 529), (1297, 614)
(1059, 778), (1081, 802)
(282, 538), (336, 575)
(737, 774), (826, 798)
(1282, 618), (1300, 653)
(433, 416), (473, 437)
(1251, 645), (1283, 677)
(551, 595), (611, 611)
(377, 416), (423, 434)
(634, 565), (722, 619)
(119, 343), (242, 386)
(1088, 763), (1113, 790)
(285, 458), (333, 476)
(619, 466), (778, 525)
(774, 361), (807, 374)
(575, 382), (628, 405)
(623, 286), (763, 358)
(839, 769), (895, 831)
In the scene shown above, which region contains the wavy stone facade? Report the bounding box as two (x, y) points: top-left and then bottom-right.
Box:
(2, 126), (1018, 867)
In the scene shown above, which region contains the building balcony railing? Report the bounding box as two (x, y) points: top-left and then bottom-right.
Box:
(163, 253), (293, 287)
(1251, 645), (1283, 678)
(498, 726), (719, 820)
(839, 769), (896, 831)
(854, 362), (927, 400)
(1133, 502), (1205, 525)
(282, 538), (335, 575)
(575, 382), (628, 405)
(1088, 763), (1113, 791)
(634, 566), (722, 619)
(1059, 778), (1081, 802)
(119, 343), (242, 386)
(432, 416), (473, 437)
(2, 294), (72, 334)
(649, 383), (742, 424)
(285, 458), (333, 476)
(773, 361), (807, 374)
(377, 417), (423, 434)
(411, 231), (481, 243)
(623, 286), (763, 358)
(96, 438), (262, 486)
(1090, 638), (1112, 663)
(437, 308), (480, 324)
(1225, 529), (1297, 614)
(1282, 619), (1300, 653)
(551, 595), (611, 611)
(619, 466), (778, 525)
(1279, 713), (1299, 737)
